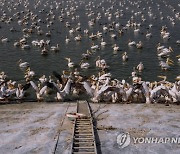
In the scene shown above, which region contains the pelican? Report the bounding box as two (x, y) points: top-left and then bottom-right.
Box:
(137, 62), (144, 72)
(65, 58), (75, 68)
(30, 81), (48, 101)
(80, 60), (90, 69)
(50, 44), (60, 51)
(24, 67), (35, 79)
(52, 78), (73, 101)
(175, 75), (180, 81)
(158, 47), (173, 57)
(100, 38), (107, 46)
(16, 83), (31, 99)
(136, 41), (143, 49)
(91, 44), (99, 50)
(74, 35), (82, 41)
(168, 83), (180, 102)
(41, 48), (48, 55)
(122, 52), (128, 61)
(21, 44), (30, 49)
(18, 59), (29, 69)
(146, 32), (152, 38)
(128, 40), (136, 46)
(113, 44), (120, 51)
(1, 37), (9, 43)
(150, 84), (170, 103)
(159, 58), (174, 70)
(176, 55), (180, 62)
(65, 36), (70, 43)
(157, 43), (165, 51)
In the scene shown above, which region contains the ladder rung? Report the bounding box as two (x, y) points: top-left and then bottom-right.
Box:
(75, 130), (92, 133)
(75, 134), (93, 136)
(74, 137), (94, 140)
(73, 152), (95, 154)
(73, 146), (95, 149)
(74, 141), (94, 144)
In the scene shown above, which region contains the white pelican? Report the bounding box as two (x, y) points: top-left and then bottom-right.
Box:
(146, 32), (152, 38)
(122, 52), (128, 61)
(41, 48), (48, 55)
(21, 44), (30, 49)
(80, 61), (90, 69)
(100, 38), (107, 46)
(128, 40), (136, 46)
(52, 78), (73, 101)
(24, 67), (35, 79)
(113, 44), (120, 51)
(39, 75), (47, 84)
(158, 47), (173, 57)
(74, 35), (82, 41)
(65, 36), (70, 43)
(50, 44), (60, 51)
(15, 83), (30, 99)
(176, 55), (180, 62)
(1, 37), (9, 43)
(91, 44), (99, 50)
(150, 84), (170, 103)
(89, 33), (97, 40)
(137, 62), (144, 72)
(168, 83), (180, 102)
(136, 41), (143, 49)
(159, 58), (174, 70)
(65, 58), (75, 68)
(30, 81), (48, 101)
(157, 43), (165, 51)
(175, 75), (180, 81)
(18, 59), (29, 69)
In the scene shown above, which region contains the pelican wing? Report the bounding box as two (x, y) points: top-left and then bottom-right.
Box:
(83, 81), (94, 97)
(52, 82), (61, 92)
(39, 86), (47, 96)
(62, 79), (72, 94)
(30, 81), (39, 92)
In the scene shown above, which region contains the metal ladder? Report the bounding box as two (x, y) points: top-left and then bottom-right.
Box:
(71, 101), (97, 154)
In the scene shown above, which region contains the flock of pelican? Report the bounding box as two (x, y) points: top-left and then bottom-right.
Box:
(0, 0), (180, 103)
(0, 58), (180, 103)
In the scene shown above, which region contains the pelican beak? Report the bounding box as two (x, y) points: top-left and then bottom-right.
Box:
(167, 61), (174, 65)
(157, 75), (166, 79)
(167, 58), (174, 65)
(176, 55), (180, 58)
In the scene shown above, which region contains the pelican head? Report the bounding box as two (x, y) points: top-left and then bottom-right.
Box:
(166, 58), (174, 65)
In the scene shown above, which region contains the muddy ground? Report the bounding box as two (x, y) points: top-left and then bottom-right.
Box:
(0, 102), (179, 154)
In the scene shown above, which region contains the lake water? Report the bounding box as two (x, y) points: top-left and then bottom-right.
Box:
(0, 0), (179, 83)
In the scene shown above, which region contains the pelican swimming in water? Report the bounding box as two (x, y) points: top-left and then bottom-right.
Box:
(176, 55), (180, 62)
(18, 59), (30, 69)
(122, 52), (128, 62)
(137, 62), (144, 72)
(128, 40), (136, 46)
(159, 58), (174, 70)
(113, 44), (120, 51)
(65, 57), (75, 68)
(136, 41), (143, 49)
(91, 43), (99, 50)
(101, 38), (107, 46)
(50, 44), (60, 52)
(79, 60), (90, 69)
(158, 47), (173, 57)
